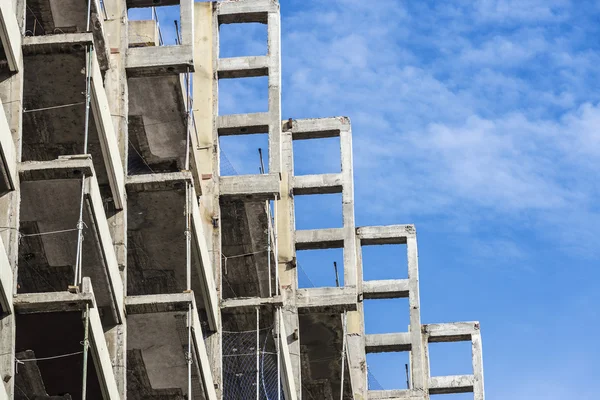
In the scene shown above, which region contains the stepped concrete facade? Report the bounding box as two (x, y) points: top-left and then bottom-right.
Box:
(0, 1), (485, 399)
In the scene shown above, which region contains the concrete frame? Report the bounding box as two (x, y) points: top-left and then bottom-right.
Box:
(0, 100), (16, 197)
(13, 278), (121, 400)
(125, 292), (218, 400)
(125, 0), (194, 76)
(21, 33), (126, 210)
(0, 230), (12, 315)
(0, 1), (21, 72)
(19, 157), (126, 324)
(358, 226), (485, 400)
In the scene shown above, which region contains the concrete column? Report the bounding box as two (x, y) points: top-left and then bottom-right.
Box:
(407, 232), (427, 395)
(472, 330), (485, 400)
(267, 9), (281, 173)
(102, 0), (128, 396)
(279, 123), (302, 398)
(347, 235), (367, 399)
(0, 1), (23, 397)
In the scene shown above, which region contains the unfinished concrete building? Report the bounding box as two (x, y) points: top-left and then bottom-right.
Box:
(0, 1), (485, 399)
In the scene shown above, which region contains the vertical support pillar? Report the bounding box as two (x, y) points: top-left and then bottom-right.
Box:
(0, 1), (23, 397)
(472, 330), (485, 400)
(193, 2), (223, 396)
(340, 120), (367, 399)
(267, 8), (281, 173)
(102, 0), (128, 396)
(407, 231), (427, 396)
(278, 120), (301, 398)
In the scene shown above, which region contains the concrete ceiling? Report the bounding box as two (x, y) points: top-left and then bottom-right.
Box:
(128, 311), (206, 400)
(128, 75), (187, 175)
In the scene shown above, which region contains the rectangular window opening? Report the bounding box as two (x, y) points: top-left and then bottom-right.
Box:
(219, 133), (269, 176)
(364, 298), (409, 335)
(128, 5), (181, 47)
(218, 76), (269, 115)
(296, 248), (344, 289)
(428, 341), (474, 378)
(366, 352), (410, 390)
(361, 244), (408, 281)
(293, 136), (341, 175)
(294, 193), (343, 230)
(219, 23), (268, 58)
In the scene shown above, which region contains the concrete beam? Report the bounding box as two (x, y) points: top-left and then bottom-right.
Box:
(219, 174), (280, 200)
(217, 112), (270, 136)
(189, 295), (218, 400)
(286, 116), (350, 141)
(126, 0), (179, 7)
(190, 184), (219, 331)
(221, 295), (283, 310)
(0, 100), (16, 195)
(278, 308), (298, 400)
(22, 33), (92, 55)
(13, 291), (94, 313)
(429, 374), (475, 394)
(295, 228), (345, 250)
(126, 171), (192, 192)
(125, 293), (194, 314)
(424, 321), (479, 343)
(19, 157), (94, 181)
(357, 225), (416, 245)
(126, 45), (194, 77)
(88, 289), (122, 400)
(363, 279), (409, 300)
(0, 231), (12, 315)
(218, 56), (269, 79)
(216, 0), (278, 24)
(0, 1), (21, 72)
(90, 50), (126, 210)
(296, 287), (357, 312)
(292, 173), (343, 195)
(368, 389), (412, 399)
(85, 173), (126, 324)
(365, 332), (411, 353)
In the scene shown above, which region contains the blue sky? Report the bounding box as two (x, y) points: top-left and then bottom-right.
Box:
(135, 1), (600, 398)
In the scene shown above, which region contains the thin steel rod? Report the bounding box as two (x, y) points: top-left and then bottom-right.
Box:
(187, 304), (192, 400)
(185, 69), (191, 171)
(81, 304), (90, 400)
(186, 183), (192, 290)
(267, 201), (272, 297)
(340, 311), (348, 400)
(277, 308), (281, 400)
(86, 0), (91, 31)
(74, 174), (86, 286)
(83, 44), (93, 154)
(274, 194), (279, 296)
(256, 307), (260, 400)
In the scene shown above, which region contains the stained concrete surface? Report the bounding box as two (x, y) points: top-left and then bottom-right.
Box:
(220, 199), (274, 300)
(15, 312), (102, 400)
(300, 313), (353, 400)
(127, 312), (206, 400)
(128, 75), (187, 175)
(127, 182), (210, 326)
(18, 179), (118, 326)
